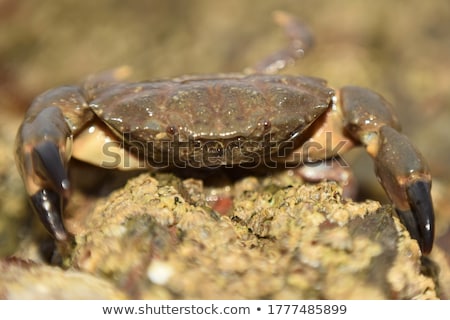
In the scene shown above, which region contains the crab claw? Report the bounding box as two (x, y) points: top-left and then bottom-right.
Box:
(15, 97), (78, 241)
(396, 180), (434, 254)
(32, 140), (71, 197)
(374, 126), (435, 254)
(30, 189), (68, 241)
(29, 141), (71, 241)
(340, 86), (435, 254)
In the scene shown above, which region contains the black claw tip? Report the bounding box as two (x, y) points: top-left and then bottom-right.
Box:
(31, 189), (68, 241)
(397, 180), (435, 254)
(32, 141), (71, 196)
(406, 180), (435, 254)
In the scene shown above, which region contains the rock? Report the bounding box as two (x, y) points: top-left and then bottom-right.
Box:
(58, 171), (438, 299)
(0, 257), (126, 299)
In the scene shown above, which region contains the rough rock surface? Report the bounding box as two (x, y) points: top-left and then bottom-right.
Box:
(52, 171), (436, 299)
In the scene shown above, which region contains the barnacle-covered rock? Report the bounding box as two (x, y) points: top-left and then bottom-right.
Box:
(59, 171), (438, 299)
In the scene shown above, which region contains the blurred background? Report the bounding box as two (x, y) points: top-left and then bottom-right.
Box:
(1, 0), (449, 269)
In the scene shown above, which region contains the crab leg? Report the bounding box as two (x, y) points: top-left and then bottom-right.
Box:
(249, 11), (314, 74)
(339, 86), (434, 254)
(15, 86), (93, 241)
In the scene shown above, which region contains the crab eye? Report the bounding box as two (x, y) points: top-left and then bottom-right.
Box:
(262, 120), (271, 131)
(257, 120), (271, 134)
(166, 125), (178, 135)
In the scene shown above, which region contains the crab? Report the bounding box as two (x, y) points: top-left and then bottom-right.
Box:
(15, 12), (434, 254)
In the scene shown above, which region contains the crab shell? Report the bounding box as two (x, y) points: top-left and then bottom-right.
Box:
(88, 74), (334, 167)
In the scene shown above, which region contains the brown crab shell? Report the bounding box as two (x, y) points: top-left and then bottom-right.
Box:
(89, 74), (334, 166)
